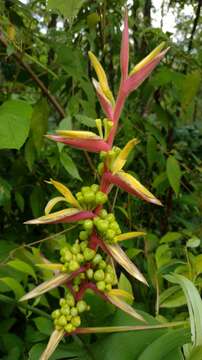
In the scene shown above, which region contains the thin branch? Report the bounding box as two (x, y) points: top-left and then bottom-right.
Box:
(0, 31), (65, 118)
(188, 0), (202, 53)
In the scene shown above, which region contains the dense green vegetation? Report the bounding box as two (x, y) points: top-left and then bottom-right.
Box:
(0, 0), (201, 359)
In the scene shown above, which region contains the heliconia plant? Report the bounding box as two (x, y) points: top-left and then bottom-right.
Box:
(21, 11), (169, 360)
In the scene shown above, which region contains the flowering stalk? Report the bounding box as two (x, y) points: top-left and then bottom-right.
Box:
(21, 11), (168, 360)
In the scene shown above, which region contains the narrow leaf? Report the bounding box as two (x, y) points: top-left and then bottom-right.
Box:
(166, 156), (181, 196)
(107, 294), (146, 322)
(115, 231), (146, 242)
(49, 179), (80, 208)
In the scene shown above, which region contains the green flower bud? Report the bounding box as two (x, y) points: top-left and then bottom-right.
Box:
(65, 323), (74, 333)
(93, 217), (100, 226)
(70, 307), (78, 316)
(109, 221), (119, 231)
(51, 309), (60, 319)
(77, 300), (87, 313)
(95, 191), (107, 205)
(99, 260), (106, 269)
(79, 231), (89, 241)
(106, 229), (116, 240)
(107, 213), (115, 222)
(81, 186), (91, 195)
(92, 253), (102, 265)
(96, 281), (106, 291)
(59, 298), (67, 307)
(76, 193), (84, 203)
(80, 241), (88, 251)
(105, 284), (112, 291)
(86, 268), (94, 279)
(83, 248), (96, 261)
(63, 250), (73, 262)
(71, 315), (81, 327)
(55, 324), (62, 331)
(96, 219), (108, 232)
(105, 273), (114, 284)
(106, 264), (113, 273)
(58, 315), (67, 327)
(100, 209), (108, 219)
(60, 246), (69, 257)
(73, 276), (81, 286)
(76, 253), (84, 263)
(66, 293), (75, 307)
(69, 260), (80, 272)
(91, 184), (99, 193)
(83, 219), (94, 231)
(94, 269), (105, 281)
(71, 243), (80, 254)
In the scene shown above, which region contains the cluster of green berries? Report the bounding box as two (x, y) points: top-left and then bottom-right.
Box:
(60, 239), (96, 273)
(76, 184), (107, 210)
(93, 209), (121, 244)
(51, 293), (89, 333)
(98, 147), (121, 175)
(85, 258), (117, 292)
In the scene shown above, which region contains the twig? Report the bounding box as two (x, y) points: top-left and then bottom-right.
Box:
(188, 0), (202, 53)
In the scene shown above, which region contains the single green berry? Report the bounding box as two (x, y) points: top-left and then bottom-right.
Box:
(105, 284), (112, 291)
(77, 300), (87, 313)
(83, 219), (93, 231)
(51, 309), (60, 319)
(83, 191), (95, 204)
(83, 248), (96, 261)
(100, 209), (108, 219)
(94, 269), (105, 281)
(91, 184), (99, 193)
(99, 260), (107, 269)
(105, 273), (114, 284)
(59, 298), (67, 307)
(81, 186), (91, 195)
(79, 231), (89, 241)
(92, 253), (102, 265)
(66, 293), (75, 307)
(106, 264), (113, 273)
(65, 323), (74, 333)
(95, 191), (107, 205)
(60, 246), (69, 257)
(106, 229), (116, 241)
(70, 307), (78, 316)
(76, 253), (84, 263)
(71, 315), (81, 327)
(61, 305), (70, 316)
(107, 213), (115, 222)
(69, 260), (80, 272)
(63, 250), (73, 262)
(86, 268), (94, 279)
(71, 243), (80, 254)
(58, 315), (67, 327)
(96, 219), (108, 232)
(96, 281), (106, 291)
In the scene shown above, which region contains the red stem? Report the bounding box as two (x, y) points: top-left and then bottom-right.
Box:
(76, 281), (108, 301)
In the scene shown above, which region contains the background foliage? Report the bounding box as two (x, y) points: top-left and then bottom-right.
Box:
(0, 0), (202, 358)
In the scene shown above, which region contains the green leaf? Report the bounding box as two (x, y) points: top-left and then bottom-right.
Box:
(33, 317), (53, 336)
(0, 100), (32, 150)
(160, 232), (182, 244)
(0, 277), (25, 299)
(186, 237), (201, 249)
(15, 192), (25, 212)
(166, 156), (181, 196)
(146, 135), (157, 169)
(7, 259), (36, 280)
(181, 71), (201, 112)
(118, 273), (133, 305)
(155, 244), (172, 270)
(159, 286), (186, 308)
(48, 0), (84, 20)
(60, 151), (82, 181)
(75, 114), (96, 128)
(30, 99), (49, 150)
(166, 274), (202, 349)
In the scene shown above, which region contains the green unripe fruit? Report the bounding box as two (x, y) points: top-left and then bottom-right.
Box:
(58, 315), (67, 327)
(92, 253), (102, 265)
(106, 264), (113, 273)
(65, 323), (74, 333)
(76, 191), (82, 198)
(105, 284), (112, 291)
(95, 191), (107, 205)
(71, 315), (81, 327)
(99, 260), (106, 269)
(100, 209), (108, 219)
(91, 184), (99, 193)
(83, 219), (93, 231)
(70, 307), (78, 316)
(79, 231), (89, 241)
(107, 213), (115, 222)
(60, 246), (69, 257)
(105, 273), (114, 284)
(106, 229), (116, 240)
(109, 221), (119, 231)
(83, 248), (96, 261)
(96, 219), (108, 232)
(51, 309), (60, 319)
(81, 186), (91, 195)
(59, 298), (66, 307)
(96, 281), (106, 291)
(71, 243), (80, 254)
(94, 269), (105, 281)
(69, 260), (80, 272)
(61, 305), (70, 316)
(76, 253), (84, 263)
(77, 300), (87, 313)
(80, 241), (88, 251)
(66, 294), (75, 307)
(86, 268), (94, 279)
(63, 250), (73, 262)
(98, 162), (104, 175)
(93, 217), (100, 226)
(55, 324), (62, 331)
(84, 191), (95, 204)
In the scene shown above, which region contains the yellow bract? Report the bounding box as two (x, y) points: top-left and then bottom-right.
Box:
(36, 263), (63, 271)
(111, 138), (139, 174)
(115, 231), (146, 242)
(55, 130), (100, 139)
(24, 208), (80, 224)
(129, 42), (165, 76)
(108, 288), (134, 301)
(88, 51), (115, 105)
(45, 196), (67, 215)
(49, 179), (80, 208)
(117, 171), (162, 206)
(40, 329), (64, 360)
(107, 294), (145, 322)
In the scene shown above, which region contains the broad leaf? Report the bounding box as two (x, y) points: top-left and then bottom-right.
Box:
(166, 156), (181, 196)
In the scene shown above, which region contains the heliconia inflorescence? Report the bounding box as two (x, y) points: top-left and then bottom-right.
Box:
(21, 11), (168, 360)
